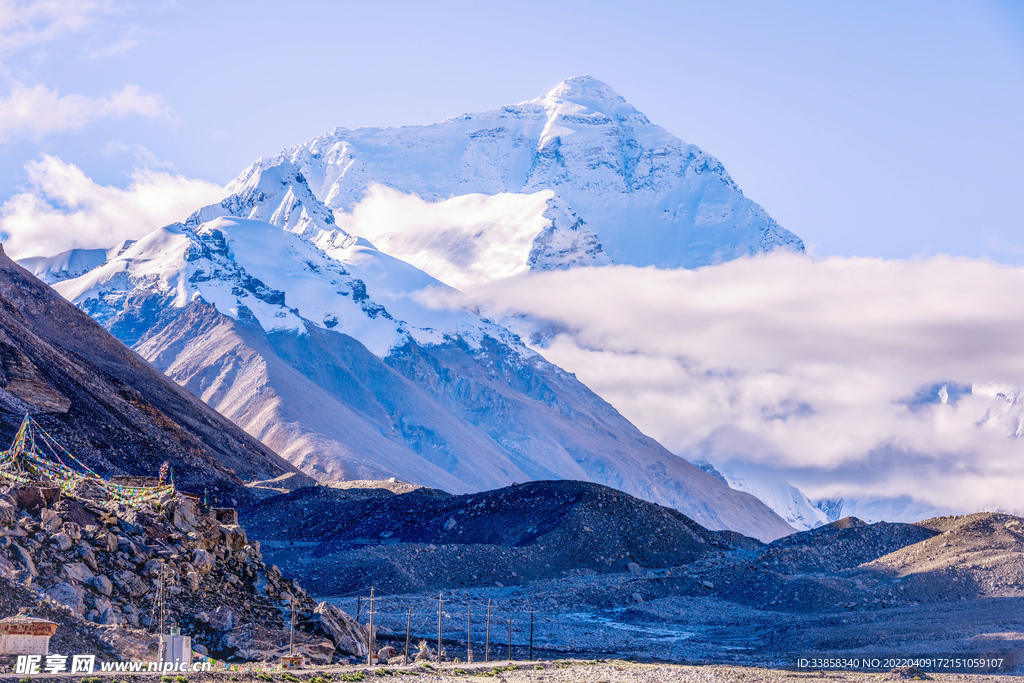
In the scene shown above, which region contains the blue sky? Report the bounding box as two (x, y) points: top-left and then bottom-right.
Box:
(1, 0), (1022, 261)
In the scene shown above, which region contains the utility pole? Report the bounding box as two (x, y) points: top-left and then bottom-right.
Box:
(367, 587), (375, 667)
(404, 607), (412, 666)
(466, 605), (472, 663)
(157, 563), (165, 664)
(436, 592), (443, 663)
(529, 612), (534, 661)
(485, 599), (491, 663)
(507, 617), (512, 663)
(289, 597), (296, 656)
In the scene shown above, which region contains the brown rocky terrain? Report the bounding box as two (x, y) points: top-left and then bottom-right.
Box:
(0, 483), (367, 666)
(0, 247), (299, 508)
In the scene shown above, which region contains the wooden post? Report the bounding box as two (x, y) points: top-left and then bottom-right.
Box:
(367, 587), (375, 667)
(485, 599), (491, 663)
(466, 605), (472, 663)
(529, 611), (534, 661)
(437, 592), (443, 663)
(356, 595), (361, 621)
(404, 607), (412, 666)
(507, 617), (512, 662)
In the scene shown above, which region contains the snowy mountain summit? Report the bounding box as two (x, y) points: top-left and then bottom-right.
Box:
(198, 75), (803, 288)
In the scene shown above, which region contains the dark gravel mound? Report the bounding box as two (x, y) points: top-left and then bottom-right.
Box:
(0, 247), (299, 506)
(756, 520), (937, 574)
(241, 480), (761, 595)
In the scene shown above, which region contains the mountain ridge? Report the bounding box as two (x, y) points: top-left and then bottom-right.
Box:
(0, 245), (301, 506)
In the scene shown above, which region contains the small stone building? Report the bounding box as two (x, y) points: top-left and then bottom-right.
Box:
(0, 615), (59, 656)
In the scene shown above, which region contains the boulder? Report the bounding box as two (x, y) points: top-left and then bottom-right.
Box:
(11, 542), (36, 577)
(192, 549), (215, 574)
(52, 532), (74, 551)
(64, 521), (82, 540)
(43, 581), (86, 615)
(78, 545), (98, 572)
(113, 570), (150, 598)
(173, 498), (198, 532)
(0, 554), (18, 581)
(220, 525), (248, 552)
(0, 500), (15, 527)
(40, 508), (63, 532)
(91, 575), (113, 596)
(62, 562), (96, 583)
(185, 571), (200, 592)
(197, 605), (235, 632)
(13, 487), (59, 511)
(310, 602), (368, 657)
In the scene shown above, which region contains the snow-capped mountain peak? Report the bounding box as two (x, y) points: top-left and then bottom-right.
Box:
(189, 77), (803, 290)
(187, 161), (337, 240)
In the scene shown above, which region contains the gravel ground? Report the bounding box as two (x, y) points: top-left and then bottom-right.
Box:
(0, 660), (1020, 682)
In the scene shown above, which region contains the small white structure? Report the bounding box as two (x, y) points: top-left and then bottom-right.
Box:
(160, 635), (192, 667)
(0, 616), (59, 656)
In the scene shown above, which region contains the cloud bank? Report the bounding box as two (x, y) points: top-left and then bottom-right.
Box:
(0, 155), (224, 259)
(0, 83), (176, 142)
(465, 254), (1024, 516)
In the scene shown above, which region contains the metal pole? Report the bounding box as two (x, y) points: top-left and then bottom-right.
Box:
(437, 592), (443, 663)
(367, 587), (375, 667)
(485, 599), (491, 663)
(467, 605), (472, 663)
(529, 612), (534, 661)
(158, 563), (165, 664)
(289, 597), (296, 656)
(508, 617), (512, 663)
(404, 607), (412, 666)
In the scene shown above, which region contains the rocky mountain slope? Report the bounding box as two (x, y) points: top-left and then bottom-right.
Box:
(0, 246), (299, 507)
(209, 75), (803, 288)
(241, 480), (764, 596)
(0, 483), (368, 664)
(27, 216), (793, 541)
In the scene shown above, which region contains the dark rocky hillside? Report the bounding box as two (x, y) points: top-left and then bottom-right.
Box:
(0, 247), (299, 507)
(241, 480), (763, 596)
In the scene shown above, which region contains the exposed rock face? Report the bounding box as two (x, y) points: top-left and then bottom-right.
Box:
(0, 484), (366, 662)
(0, 246), (300, 507)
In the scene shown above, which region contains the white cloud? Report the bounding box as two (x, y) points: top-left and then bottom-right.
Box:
(103, 141), (175, 168)
(333, 184), (554, 289)
(0, 82), (176, 142)
(463, 254), (1024, 516)
(0, 154), (225, 258)
(88, 36), (137, 59)
(0, 0), (112, 57)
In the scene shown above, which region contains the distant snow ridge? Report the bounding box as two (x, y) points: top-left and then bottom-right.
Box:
(696, 461), (828, 532)
(20, 241), (135, 284)
(199, 75), (803, 288)
(814, 497), (951, 525)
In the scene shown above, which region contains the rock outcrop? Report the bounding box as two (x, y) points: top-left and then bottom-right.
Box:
(0, 484), (366, 664)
